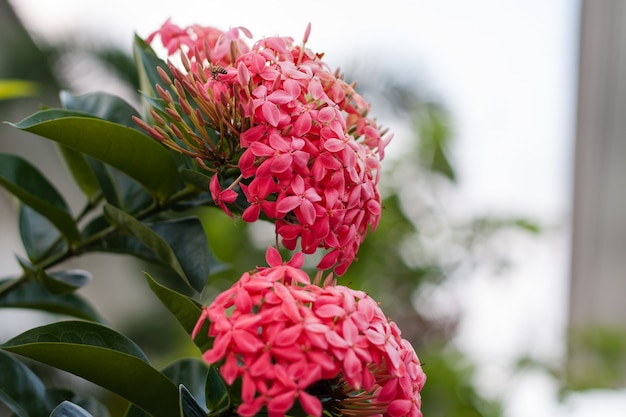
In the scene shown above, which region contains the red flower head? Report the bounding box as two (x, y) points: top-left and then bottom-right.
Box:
(193, 248), (426, 417)
(138, 22), (392, 275)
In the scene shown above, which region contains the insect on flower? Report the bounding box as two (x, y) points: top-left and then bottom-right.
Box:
(209, 64), (228, 79)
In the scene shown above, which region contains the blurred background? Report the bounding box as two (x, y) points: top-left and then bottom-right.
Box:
(1, 0), (625, 416)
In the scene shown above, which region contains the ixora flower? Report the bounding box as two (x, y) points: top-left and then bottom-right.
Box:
(193, 248), (426, 417)
(135, 20), (393, 275)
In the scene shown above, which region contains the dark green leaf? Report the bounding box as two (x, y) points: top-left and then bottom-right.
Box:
(179, 385), (206, 417)
(133, 35), (172, 119)
(150, 217), (211, 292)
(58, 90), (145, 200)
(0, 350), (51, 417)
(182, 170), (211, 192)
(0, 279), (103, 322)
(44, 389), (110, 417)
(9, 110), (180, 203)
(1, 321), (180, 417)
(205, 365), (230, 414)
(17, 257), (91, 295)
(60, 91), (141, 130)
(144, 273), (212, 352)
(162, 359), (210, 413)
(19, 205), (64, 264)
(57, 146), (101, 199)
(0, 153), (80, 244)
(49, 401), (94, 417)
(86, 156), (122, 207)
(85, 156), (153, 213)
(104, 205), (200, 291)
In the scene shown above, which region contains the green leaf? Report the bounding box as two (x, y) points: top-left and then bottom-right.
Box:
(49, 401), (94, 417)
(205, 365), (230, 414)
(19, 205), (64, 264)
(1, 321), (180, 417)
(133, 35), (172, 119)
(182, 169), (211, 191)
(17, 257), (91, 295)
(57, 146), (101, 199)
(0, 350), (51, 417)
(416, 103), (456, 182)
(57, 91), (146, 200)
(9, 110), (180, 203)
(179, 385), (206, 417)
(60, 91), (141, 130)
(162, 359), (210, 414)
(0, 79), (39, 100)
(150, 217), (212, 291)
(44, 390), (110, 417)
(85, 156), (154, 214)
(145, 273), (212, 352)
(104, 205), (205, 292)
(0, 278), (103, 322)
(0, 153), (80, 244)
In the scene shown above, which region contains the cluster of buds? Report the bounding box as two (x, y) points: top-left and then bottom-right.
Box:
(136, 20), (392, 275)
(193, 248), (426, 417)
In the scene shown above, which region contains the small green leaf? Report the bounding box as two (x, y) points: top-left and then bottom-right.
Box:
(205, 365), (230, 414)
(0, 350), (51, 417)
(17, 257), (91, 295)
(179, 385), (206, 417)
(9, 110), (180, 203)
(104, 205), (203, 292)
(182, 169), (211, 191)
(57, 146), (101, 199)
(0, 278), (103, 322)
(162, 359), (210, 413)
(1, 321), (180, 417)
(0, 153), (80, 244)
(86, 156), (154, 214)
(145, 273), (212, 352)
(49, 401), (94, 417)
(19, 205), (64, 264)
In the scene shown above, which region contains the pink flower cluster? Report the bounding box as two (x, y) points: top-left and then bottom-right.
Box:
(142, 21), (392, 275)
(193, 248), (425, 417)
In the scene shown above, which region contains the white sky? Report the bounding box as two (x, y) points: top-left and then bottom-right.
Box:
(8, 1), (626, 416)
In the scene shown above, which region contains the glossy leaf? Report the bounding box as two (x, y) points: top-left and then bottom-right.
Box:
(150, 217), (212, 291)
(10, 110), (180, 203)
(57, 90), (145, 200)
(0, 321), (180, 417)
(85, 156), (153, 214)
(57, 146), (101, 199)
(60, 91), (141, 130)
(19, 205), (64, 264)
(0, 279), (103, 322)
(49, 401), (94, 417)
(17, 256), (91, 295)
(182, 169), (211, 192)
(162, 359), (210, 413)
(179, 385), (206, 417)
(0, 153), (80, 244)
(0, 350), (51, 417)
(145, 273), (212, 352)
(205, 365), (230, 414)
(104, 205), (207, 292)
(133, 35), (172, 118)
